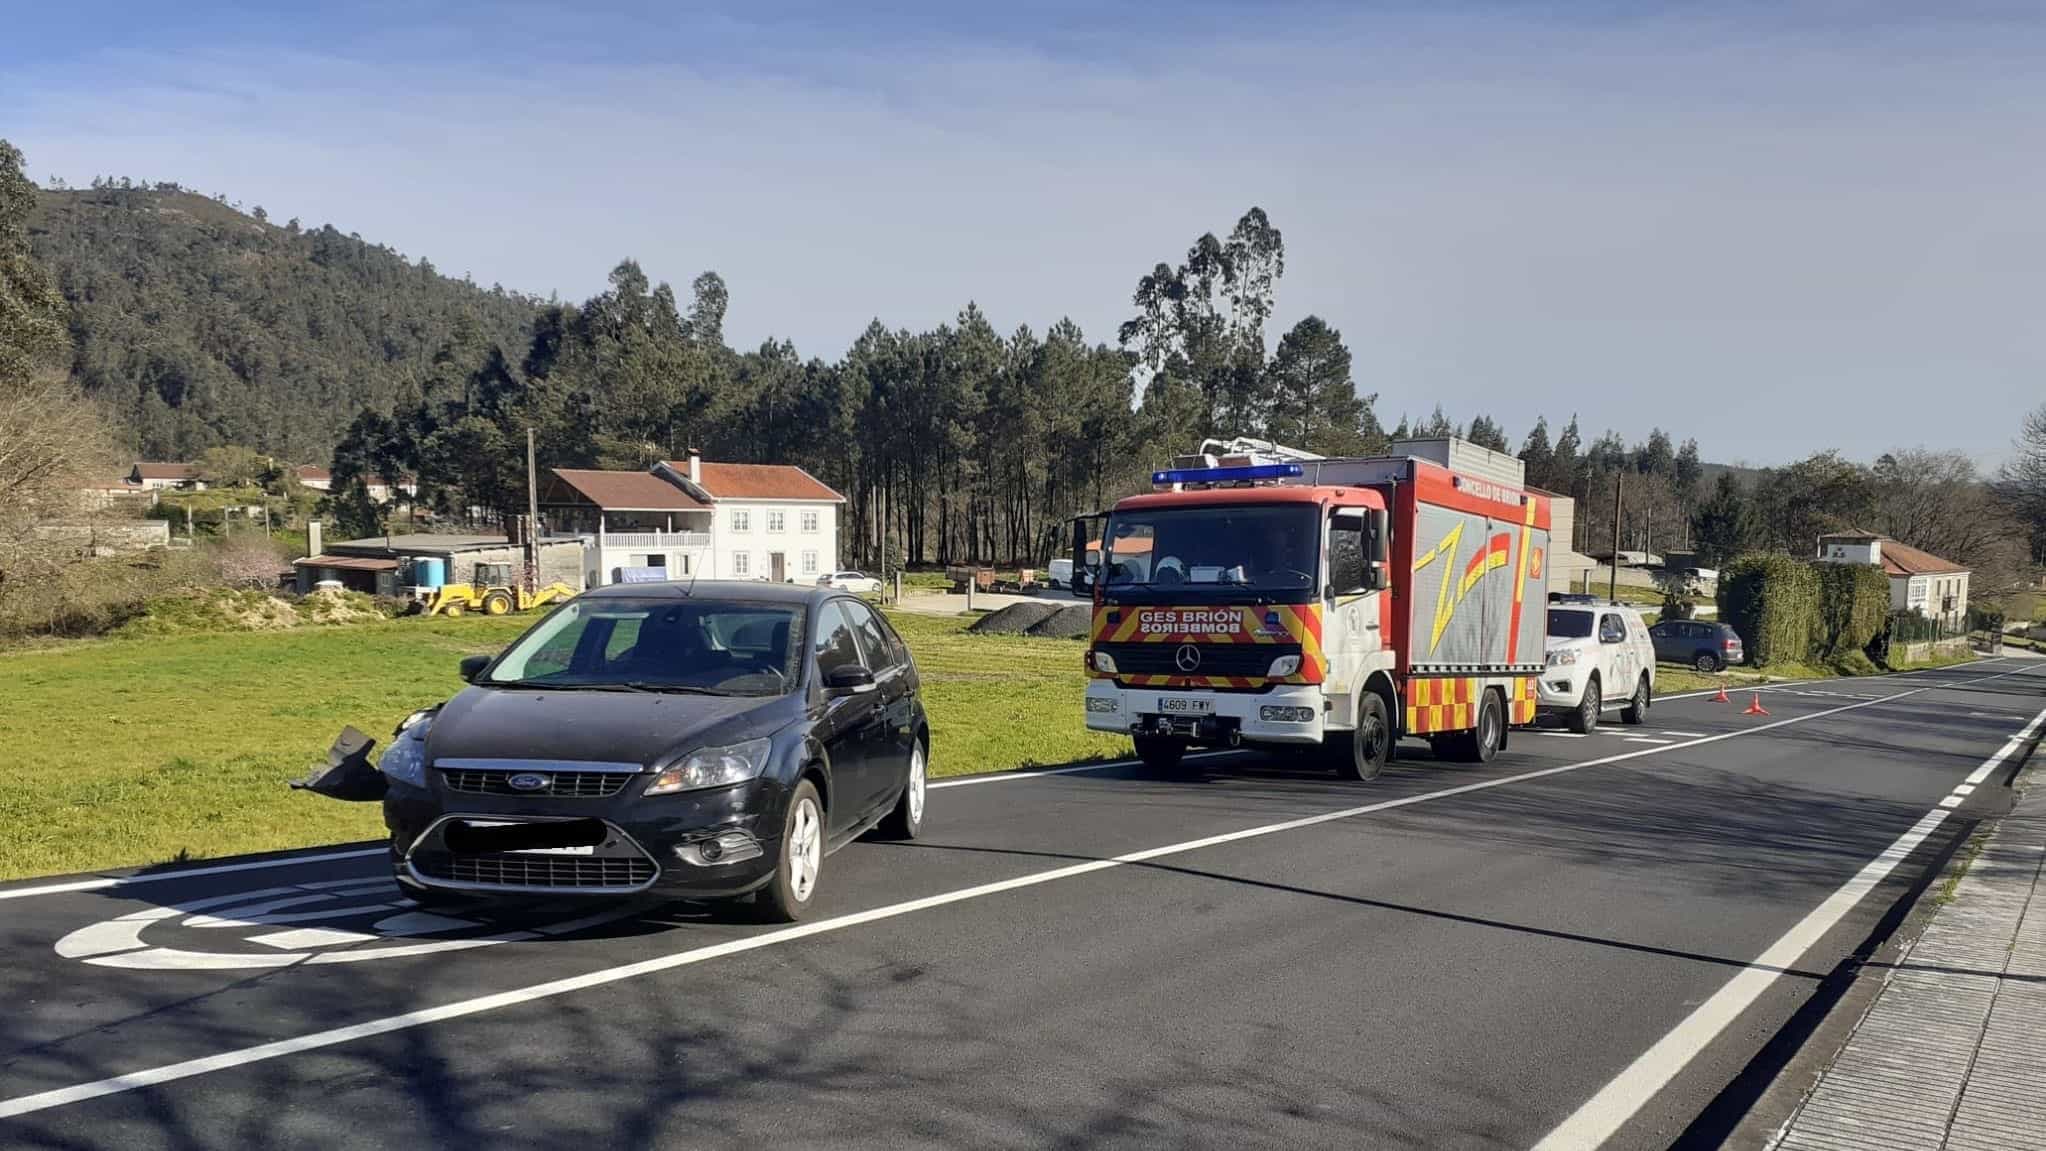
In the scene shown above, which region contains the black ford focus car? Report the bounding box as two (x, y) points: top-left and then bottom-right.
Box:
(379, 582), (927, 922)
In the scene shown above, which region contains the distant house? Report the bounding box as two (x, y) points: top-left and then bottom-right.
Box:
(539, 468), (713, 586)
(293, 465), (332, 492)
(538, 452), (845, 587)
(653, 453), (845, 584)
(1816, 532), (1970, 622)
(129, 462), (204, 491)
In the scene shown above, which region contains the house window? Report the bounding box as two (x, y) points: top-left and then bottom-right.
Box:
(767, 510), (785, 533)
(733, 552), (750, 576)
(637, 554), (666, 569)
(731, 510), (750, 532)
(801, 511), (819, 533)
(802, 550), (818, 575)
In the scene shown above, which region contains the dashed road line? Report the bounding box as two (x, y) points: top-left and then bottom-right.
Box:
(4, 668), (2029, 1123)
(1531, 682), (2046, 1151)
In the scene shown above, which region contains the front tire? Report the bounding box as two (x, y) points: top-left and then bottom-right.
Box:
(874, 740), (927, 840)
(483, 591), (513, 616)
(1621, 674), (1651, 725)
(1567, 675), (1601, 734)
(1694, 652), (1721, 673)
(1332, 692), (1392, 781)
(756, 779), (824, 923)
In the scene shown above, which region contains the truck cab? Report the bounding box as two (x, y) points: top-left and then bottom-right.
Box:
(1081, 443), (1550, 781)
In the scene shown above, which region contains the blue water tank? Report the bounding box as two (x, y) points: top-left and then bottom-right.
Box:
(415, 557), (446, 588)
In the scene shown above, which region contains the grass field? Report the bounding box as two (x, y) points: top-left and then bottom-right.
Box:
(0, 607), (1971, 881)
(0, 612), (1124, 881)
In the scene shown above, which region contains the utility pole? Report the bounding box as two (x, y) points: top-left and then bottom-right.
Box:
(525, 426), (541, 593)
(1609, 475), (1623, 605)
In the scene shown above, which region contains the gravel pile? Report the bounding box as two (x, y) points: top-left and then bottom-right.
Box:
(965, 602), (1063, 635)
(1024, 604), (1092, 639)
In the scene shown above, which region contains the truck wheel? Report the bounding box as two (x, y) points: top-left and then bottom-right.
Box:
(1694, 652), (1720, 673)
(1567, 675), (1600, 734)
(483, 591), (513, 616)
(442, 600), (466, 618)
(1331, 693), (1391, 781)
(1451, 690), (1505, 763)
(1134, 735), (1188, 775)
(1621, 674), (1651, 725)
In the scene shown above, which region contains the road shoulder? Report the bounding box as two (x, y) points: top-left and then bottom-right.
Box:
(1756, 719), (2046, 1150)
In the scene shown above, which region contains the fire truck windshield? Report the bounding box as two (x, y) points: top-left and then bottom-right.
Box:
(1101, 504), (1319, 594)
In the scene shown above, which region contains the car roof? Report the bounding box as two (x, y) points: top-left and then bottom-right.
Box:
(578, 580), (833, 605)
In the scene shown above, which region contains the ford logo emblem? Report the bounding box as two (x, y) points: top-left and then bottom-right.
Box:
(506, 772), (550, 792)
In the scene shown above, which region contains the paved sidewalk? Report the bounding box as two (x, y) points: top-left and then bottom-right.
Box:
(1773, 764), (2046, 1150)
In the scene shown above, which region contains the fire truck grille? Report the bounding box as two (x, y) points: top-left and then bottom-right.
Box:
(1098, 642), (1301, 678)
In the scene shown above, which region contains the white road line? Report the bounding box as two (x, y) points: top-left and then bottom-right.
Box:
(1530, 689), (2046, 1151)
(0, 848), (387, 903)
(0, 662), (2003, 907)
(7, 669), (2033, 1122)
(1536, 732), (1589, 739)
(927, 750), (1233, 789)
(1659, 730), (1708, 738)
(1623, 737), (1673, 745)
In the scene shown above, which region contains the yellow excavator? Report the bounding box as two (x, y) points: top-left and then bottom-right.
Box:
(422, 562), (576, 617)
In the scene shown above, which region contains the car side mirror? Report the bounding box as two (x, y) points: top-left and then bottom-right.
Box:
(824, 664), (877, 696)
(459, 655), (490, 682)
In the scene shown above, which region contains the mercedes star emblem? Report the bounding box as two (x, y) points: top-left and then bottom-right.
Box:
(1174, 644), (1202, 672)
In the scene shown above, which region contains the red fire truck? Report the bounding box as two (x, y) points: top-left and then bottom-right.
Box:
(1077, 440), (1551, 779)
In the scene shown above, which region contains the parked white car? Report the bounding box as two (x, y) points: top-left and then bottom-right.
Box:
(1047, 558), (1074, 589)
(1539, 600), (1656, 732)
(817, 571), (883, 594)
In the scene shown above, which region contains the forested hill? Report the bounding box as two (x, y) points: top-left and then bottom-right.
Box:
(28, 187), (540, 462)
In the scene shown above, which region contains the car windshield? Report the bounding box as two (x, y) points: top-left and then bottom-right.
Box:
(1101, 504), (1318, 590)
(484, 599), (804, 696)
(1547, 609), (1595, 639)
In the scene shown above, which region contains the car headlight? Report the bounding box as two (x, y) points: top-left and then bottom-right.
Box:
(1089, 649), (1118, 674)
(1267, 654), (1302, 677)
(644, 738), (773, 796)
(1546, 649), (1578, 667)
(378, 721), (431, 789)
(1086, 696), (1120, 713)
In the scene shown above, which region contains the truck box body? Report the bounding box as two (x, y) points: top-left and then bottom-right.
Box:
(1083, 442), (1551, 751)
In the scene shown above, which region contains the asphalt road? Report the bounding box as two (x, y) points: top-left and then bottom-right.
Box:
(3, 659), (2043, 1150)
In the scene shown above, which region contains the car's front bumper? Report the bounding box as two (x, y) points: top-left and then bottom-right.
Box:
(1536, 663), (1591, 709)
(1083, 680), (1327, 745)
(385, 775), (786, 901)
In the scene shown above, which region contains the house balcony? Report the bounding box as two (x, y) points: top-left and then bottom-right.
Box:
(552, 530), (712, 550)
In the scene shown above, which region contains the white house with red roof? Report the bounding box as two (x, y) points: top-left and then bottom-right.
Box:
(540, 451), (844, 586)
(1817, 531), (1971, 623)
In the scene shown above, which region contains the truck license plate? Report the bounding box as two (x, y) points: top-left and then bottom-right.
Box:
(1158, 698), (1212, 715)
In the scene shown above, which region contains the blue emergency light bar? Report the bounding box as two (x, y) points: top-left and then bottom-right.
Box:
(1151, 462), (1304, 486)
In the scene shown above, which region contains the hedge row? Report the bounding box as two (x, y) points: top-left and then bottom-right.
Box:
(1717, 553), (1906, 667)
(1718, 554), (1820, 666)
(1813, 562), (1891, 658)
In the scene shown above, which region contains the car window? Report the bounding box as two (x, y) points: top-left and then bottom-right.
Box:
(486, 599), (802, 695)
(840, 599), (896, 671)
(813, 601), (865, 679)
(1547, 609), (1594, 639)
(1598, 613), (1626, 643)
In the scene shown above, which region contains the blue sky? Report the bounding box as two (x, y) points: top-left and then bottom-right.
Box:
(8, 2), (2045, 466)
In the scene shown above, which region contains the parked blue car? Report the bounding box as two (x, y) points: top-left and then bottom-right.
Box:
(1647, 618), (1745, 671)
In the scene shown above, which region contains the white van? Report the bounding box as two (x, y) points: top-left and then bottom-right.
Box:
(1539, 601), (1656, 732)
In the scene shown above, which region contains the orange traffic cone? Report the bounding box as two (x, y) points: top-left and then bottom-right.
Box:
(1712, 685), (1731, 703)
(1743, 692), (1770, 716)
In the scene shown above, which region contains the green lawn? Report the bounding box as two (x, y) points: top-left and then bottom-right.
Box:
(0, 612), (1123, 881)
(0, 606), (1982, 881)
